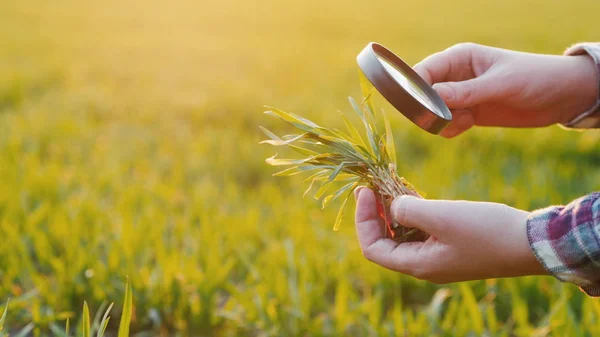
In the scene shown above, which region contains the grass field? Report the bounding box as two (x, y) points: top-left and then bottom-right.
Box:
(2, 0), (600, 336)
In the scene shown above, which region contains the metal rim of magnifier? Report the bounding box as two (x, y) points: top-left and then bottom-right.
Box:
(357, 42), (452, 134)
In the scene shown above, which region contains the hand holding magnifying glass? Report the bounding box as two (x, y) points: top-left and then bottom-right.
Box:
(358, 42), (598, 137)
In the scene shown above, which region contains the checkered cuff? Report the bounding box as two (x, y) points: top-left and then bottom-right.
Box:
(562, 43), (600, 128)
(526, 192), (600, 297)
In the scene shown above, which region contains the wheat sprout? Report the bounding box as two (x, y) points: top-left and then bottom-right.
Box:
(260, 73), (429, 243)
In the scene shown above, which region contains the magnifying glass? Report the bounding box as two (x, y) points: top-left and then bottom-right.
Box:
(357, 42), (452, 134)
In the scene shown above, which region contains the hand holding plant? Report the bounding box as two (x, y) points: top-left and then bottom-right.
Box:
(355, 188), (548, 283)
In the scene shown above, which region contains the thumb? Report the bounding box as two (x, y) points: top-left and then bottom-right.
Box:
(391, 196), (460, 236)
(433, 78), (492, 110)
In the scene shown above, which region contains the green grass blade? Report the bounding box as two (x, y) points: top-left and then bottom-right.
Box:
(332, 191), (352, 231)
(287, 111), (321, 128)
(118, 281), (133, 337)
(327, 162), (346, 183)
(13, 323), (34, 337)
(273, 165), (334, 177)
(342, 114), (367, 149)
(260, 133), (307, 146)
(97, 318), (110, 337)
(264, 107), (324, 134)
(0, 300), (8, 333)
(97, 303), (114, 337)
(359, 69), (376, 116)
(314, 180), (334, 200)
(303, 170), (329, 197)
(382, 109), (397, 164)
(82, 302), (91, 337)
(266, 153), (339, 167)
(348, 97), (379, 160)
(322, 180), (359, 209)
(65, 318), (70, 337)
(258, 125), (282, 142)
(459, 283), (483, 334)
(91, 302), (108, 335)
(288, 144), (319, 156)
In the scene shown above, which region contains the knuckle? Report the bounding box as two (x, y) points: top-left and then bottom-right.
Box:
(451, 42), (479, 53)
(458, 81), (475, 103)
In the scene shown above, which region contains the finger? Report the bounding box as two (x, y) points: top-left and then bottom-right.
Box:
(433, 78), (495, 110)
(354, 187), (384, 249)
(391, 196), (472, 236)
(361, 239), (423, 274)
(413, 52), (449, 85)
(413, 44), (475, 85)
(440, 109), (475, 138)
(355, 188), (422, 273)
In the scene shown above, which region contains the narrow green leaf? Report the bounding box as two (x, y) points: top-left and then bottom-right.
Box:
(459, 283), (483, 334)
(333, 192), (352, 231)
(287, 111), (321, 128)
(97, 303), (114, 337)
(348, 97), (379, 160)
(314, 162), (347, 203)
(322, 180), (359, 209)
(303, 170), (331, 197)
(303, 175), (319, 198)
(273, 165), (333, 177)
(0, 299), (9, 332)
(359, 69), (376, 116)
(303, 170), (329, 183)
(65, 318), (70, 337)
(328, 162), (346, 183)
(288, 144), (319, 157)
(258, 126), (282, 142)
(266, 153), (339, 167)
(260, 133), (307, 146)
(82, 302), (91, 337)
(118, 280), (133, 337)
(13, 323), (34, 337)
(264, 108), (322, 134)
(314, 180), (334, 200)
(342, 114), (367, 149)
(91, 302), (108, 335)
(314, 173), (357, 182)
(272, 166), (303, 176)
(97, 318), (110, 337)
(382, 109), (397, 164)
(266, 155), (310, 166)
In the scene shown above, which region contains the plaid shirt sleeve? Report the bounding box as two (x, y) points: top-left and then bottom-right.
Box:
(527, 192), (600, 296)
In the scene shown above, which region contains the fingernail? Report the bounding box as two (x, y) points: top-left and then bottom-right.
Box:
(354, 186), (365, 200)
(434, 83), (454, 101)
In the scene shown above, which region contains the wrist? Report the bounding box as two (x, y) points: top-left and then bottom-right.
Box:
(557, 55), (599, 124)
(560, 43), (600, 128)
(507, 210), (549, 277)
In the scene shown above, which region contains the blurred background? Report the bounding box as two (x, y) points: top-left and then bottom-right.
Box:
(1, 0), (600, 336)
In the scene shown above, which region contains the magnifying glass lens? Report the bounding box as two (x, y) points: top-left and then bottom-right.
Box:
(357, 42), (452, 134)
(376, 54), (443, 117)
